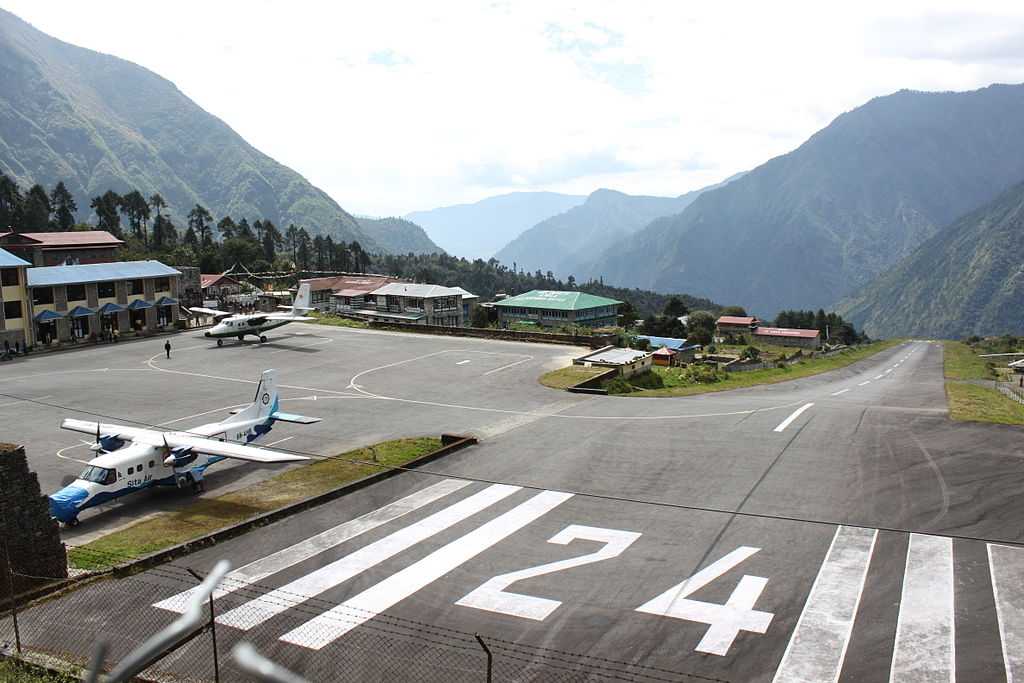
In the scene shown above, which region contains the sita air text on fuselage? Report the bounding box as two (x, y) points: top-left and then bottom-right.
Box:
(195, 282), (314, 346)
(48, 369), (319, 526)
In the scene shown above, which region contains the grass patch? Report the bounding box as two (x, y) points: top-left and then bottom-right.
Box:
(68, 437), (442, 570)
(623, 340), (901, 397)
(0, 660), (78, 683)
(538, 365), (608, 389)
(307, 311), (369, 329)
(942, 341), (995, 380)
(945, 383), (1024, 425)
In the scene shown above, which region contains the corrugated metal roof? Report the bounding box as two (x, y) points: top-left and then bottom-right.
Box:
(582, 348), (649, 364)
(449, 286), (479, 300)
(494, 290), (621, 311)
(370, 282), (464, 298)
(27, 261), (180, 287)
(0, 247), (30, 268)
(0, 230), (124, 247)
(716, 316), (759, 326)
(636, 335), (693, 351)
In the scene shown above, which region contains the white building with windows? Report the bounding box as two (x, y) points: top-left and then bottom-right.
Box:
(353, 282), (467, 327)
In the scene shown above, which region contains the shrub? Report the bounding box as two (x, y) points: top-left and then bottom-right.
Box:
(684, 364), (722, 384)
(740, 346), (760, 361)
(628, 370), (664, 390)
(605, 377), (634, 394)
(706, 344), (717, 354)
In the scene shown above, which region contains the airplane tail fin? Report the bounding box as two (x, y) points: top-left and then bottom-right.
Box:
(255, 369), (279, 420)
(292, 283), (313, 315)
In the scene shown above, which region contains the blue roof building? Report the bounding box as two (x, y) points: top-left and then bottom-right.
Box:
(0, 247), (31, 268)
(26, 260), (180, 287)
(636, 335), (701, 352)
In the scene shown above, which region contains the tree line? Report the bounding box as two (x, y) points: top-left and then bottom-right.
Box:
(0, 174), (373, 274)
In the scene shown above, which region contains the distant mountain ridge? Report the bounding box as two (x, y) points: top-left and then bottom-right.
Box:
(0, 8), (412, 251)
(590, 84), (1024, 317)
(838, 179), (1024, 338)
(354, 216), (443, 255)
(406, 191), (585, 259)
(495, 174), (744, 279)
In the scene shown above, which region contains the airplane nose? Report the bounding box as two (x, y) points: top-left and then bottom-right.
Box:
(48, 485), (88, 523)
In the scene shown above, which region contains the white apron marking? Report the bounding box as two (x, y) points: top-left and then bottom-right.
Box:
(989, 543), (1024, 682)
(216, 483), (518, 629)
(773, 526), (877, 683)
(830, 389), (850, 396)
(774, 403), (814, 432)
(280, 490), (574, 649)
(153, 478), (471, 614)
(889, 534), (954, 682)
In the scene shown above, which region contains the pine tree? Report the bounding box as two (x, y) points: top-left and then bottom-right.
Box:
(49, 182), (78, 230)
(217, 216), (237, 241)
(23, 184), (52, 231)
(90, 191), (123, 237)
(187, 204), (213, 246)
(0, 174), (23, 231)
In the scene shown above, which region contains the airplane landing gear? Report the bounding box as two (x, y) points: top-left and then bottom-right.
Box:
(216, 339), (224, 347)
(237, 334), (244, 342)
(63, 518), (79, 528)
(259, 335), (267, 343)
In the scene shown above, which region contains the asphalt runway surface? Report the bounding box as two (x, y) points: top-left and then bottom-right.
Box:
(3, 330), (1023, 682)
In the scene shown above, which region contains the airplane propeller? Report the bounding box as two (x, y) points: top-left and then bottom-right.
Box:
(88, 423), (103, 452)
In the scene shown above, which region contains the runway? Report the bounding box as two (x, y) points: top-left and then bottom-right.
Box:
(3, 331), (1022, 681)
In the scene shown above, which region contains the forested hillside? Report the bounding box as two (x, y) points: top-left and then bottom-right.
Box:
(590, 84), (1024, 316)
(839, 180), (1024, 338)
(0, 9), (378, 248)
(354, 217), (443, 255)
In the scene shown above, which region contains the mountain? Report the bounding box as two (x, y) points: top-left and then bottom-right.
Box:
(494, 174), (744, 279)
(590, 84), (1024, 316)
(0, 9), (378, 248)
(355, 216), (444, 255)
(405, 191), (585, 259)
(838, 180), (1024, 338)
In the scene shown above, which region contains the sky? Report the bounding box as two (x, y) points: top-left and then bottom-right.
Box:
(4, 1), (1024, 216)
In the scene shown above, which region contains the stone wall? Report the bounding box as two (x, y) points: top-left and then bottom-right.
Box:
(0, 444), (67, 599)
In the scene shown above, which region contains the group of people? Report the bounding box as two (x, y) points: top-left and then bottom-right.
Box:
(1, 338), (25, 360)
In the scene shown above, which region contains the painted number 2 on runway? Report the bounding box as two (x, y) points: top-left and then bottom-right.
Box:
(456, 526), (773, 657)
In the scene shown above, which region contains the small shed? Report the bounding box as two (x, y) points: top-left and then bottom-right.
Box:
(652, 346), (677, 366)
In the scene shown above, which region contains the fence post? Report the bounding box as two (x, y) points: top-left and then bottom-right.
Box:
(474, 634), (492, 683)
(186, 568), (220, 683)
(1, 538), (21, 654)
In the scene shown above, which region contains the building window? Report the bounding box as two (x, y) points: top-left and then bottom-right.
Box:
(3, 301), (21, 320)
(130, 279), (144, 295)
(98, 281), (115, 298)
(66, 283), (87, 302)
(1, 268), (18, 286)
(155, 277), (170, 292)
(33, 287), (54, 305)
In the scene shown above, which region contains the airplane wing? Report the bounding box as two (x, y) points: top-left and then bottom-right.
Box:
(190, 307), (233, 320)
(263, 314), (315, 322)
(60, 419), (308, 464)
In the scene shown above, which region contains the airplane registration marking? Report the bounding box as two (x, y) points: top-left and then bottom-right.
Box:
(456, 525), (641, 620)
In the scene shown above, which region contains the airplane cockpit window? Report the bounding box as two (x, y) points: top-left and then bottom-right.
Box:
(80, 466), (116, 485)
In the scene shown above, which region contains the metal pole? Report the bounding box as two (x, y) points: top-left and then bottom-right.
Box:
(474, 634), (492, 683)
(186, 567), (220, 683)
(1, 538), (21, 654)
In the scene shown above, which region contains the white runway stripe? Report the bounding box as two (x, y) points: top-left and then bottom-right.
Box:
(280, 489), (574, 650)
(830, 388), (850, 396)
(216, 483), (520, 630)
(774, 403), (814, 432)
(859, 381), (871, 386)
(773, 526), (877, 683)
(874, 374), (885, 380)
(154, 478), (472, 614)
(889, 534), (955, 682)
(989, 543), (1024, 682)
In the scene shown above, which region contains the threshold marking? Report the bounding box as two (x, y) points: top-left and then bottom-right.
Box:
(773, 526), (877, 683)
(989, 543), (1024, 682)
(889, 534), (955, 682)
(830, 388), (850, 396)
(216, 483), (519, 629)
(280, 489), (574, 649)
(154, 478), (472, 614)
(774, 403), (814, 432)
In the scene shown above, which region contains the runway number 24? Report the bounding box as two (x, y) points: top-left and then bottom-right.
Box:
(456, 526), (773, 657)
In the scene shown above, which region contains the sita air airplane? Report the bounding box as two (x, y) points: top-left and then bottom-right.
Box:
(193, 282), (314, 346)
(49, 369), (318, 526)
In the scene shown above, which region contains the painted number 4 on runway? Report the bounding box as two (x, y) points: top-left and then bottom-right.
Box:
(456, 526), (772, 656)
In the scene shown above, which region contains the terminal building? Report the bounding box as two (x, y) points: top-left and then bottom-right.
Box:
(0, 248), (32, 350)
(352, 282), (467, 327)
(28, 261), (182, 343)
(494, 290), (621, 328)
(0, 230), (125, 267)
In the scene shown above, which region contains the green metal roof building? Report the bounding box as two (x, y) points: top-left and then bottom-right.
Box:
(493, 290), (622, 328)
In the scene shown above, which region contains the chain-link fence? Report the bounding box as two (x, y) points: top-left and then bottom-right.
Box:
(1, 546), (727, 683)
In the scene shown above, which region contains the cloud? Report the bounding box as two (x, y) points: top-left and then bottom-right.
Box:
(4, 1), (1024, 216)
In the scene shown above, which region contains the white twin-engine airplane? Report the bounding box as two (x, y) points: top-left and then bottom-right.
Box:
(48, 369), (318, 526)
(194, 282), (315, 346)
